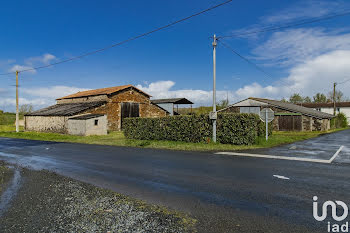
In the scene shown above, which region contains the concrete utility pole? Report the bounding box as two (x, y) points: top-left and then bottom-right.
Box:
(212, 34), (217, 143)
(16, 70), (19, 132)
(333, 82), (337, 116)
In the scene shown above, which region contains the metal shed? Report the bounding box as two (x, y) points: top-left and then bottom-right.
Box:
(151, 98), (193, 116)
(67, 114), (107, 136)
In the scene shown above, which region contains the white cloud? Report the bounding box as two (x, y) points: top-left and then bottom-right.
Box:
(262, 0), (344, 24)
(25, 53), (56, 65)
(229, 0), (348, 39)
(22, 85), (90, 99)
(9, 65), (36, 74)
(252, 28), (350, 66)
(138, 49), (350, 106)
(7, 53), (56, 74)
(236, 50), (350, 100)
(0, 97), (51, 108)
(137, 81), (233, 106)
(0, 85), (90, 112)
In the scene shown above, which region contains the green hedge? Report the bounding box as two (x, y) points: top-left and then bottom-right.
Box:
(331, 113), (348, 129)
(123, 113), (272, 145)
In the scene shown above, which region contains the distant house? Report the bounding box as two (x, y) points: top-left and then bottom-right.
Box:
(302, 102), (350, 125)
(25, 85), (168, 134)
(151, 98), (193, 116)
(219, 97), (334, 131)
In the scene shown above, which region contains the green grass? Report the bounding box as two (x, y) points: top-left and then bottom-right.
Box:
(0, 125), (348, 152)
(0, 112), (24, 125)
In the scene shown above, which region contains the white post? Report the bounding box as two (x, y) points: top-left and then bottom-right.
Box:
(212, 34), (217, 143)
(265, 110), (268, 141)
(16, 71), (19, 133)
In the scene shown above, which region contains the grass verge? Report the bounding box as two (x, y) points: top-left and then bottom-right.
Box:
(0, 125), (348, 152)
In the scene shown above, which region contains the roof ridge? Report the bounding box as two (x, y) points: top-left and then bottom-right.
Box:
(56, 84), (150, 100)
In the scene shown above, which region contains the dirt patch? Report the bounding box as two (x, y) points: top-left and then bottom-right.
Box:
(0, 168), (196, 232)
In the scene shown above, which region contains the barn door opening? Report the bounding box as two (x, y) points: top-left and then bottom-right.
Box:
(121, 102), (139, 128)
(278, 115), (302, 131)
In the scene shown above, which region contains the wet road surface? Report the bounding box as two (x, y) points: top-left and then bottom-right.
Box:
(244, 129), (350, 162)
(1, 130), (350, 232)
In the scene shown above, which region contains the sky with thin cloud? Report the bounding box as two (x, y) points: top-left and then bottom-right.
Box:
(0, 0), (350, 111)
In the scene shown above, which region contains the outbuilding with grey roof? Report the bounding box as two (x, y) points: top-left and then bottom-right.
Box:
(219, 97), (335, 131)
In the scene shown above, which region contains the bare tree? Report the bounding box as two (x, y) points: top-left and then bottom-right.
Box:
(328, 90), (344, 102)
(19, 104), (34, 115)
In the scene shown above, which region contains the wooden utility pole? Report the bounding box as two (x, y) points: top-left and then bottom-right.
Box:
(333, 82), (337, 116)
(16, 70), (19, 132)
(212, 34), (217, 143)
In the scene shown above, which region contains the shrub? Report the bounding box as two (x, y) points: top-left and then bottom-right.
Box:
(123, 113), (272, 145)
(331, 113), (348, 129)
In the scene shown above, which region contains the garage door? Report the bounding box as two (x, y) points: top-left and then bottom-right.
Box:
(278, 115), (302, 131)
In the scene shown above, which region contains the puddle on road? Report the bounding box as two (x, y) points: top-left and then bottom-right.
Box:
(0, 168), (22, 217)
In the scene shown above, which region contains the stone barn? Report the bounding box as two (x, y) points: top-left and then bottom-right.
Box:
(25, 85), (168, 133)
(219, 97), (334, 131)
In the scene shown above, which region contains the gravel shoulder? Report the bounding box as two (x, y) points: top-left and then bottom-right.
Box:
(0, 162), (13, 195)
(0, 165), (196, 232)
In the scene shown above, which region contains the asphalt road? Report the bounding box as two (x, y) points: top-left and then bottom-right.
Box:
(1, 129), (350, 232)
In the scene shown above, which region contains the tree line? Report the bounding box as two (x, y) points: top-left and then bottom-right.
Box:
(283, 90), (349, 104)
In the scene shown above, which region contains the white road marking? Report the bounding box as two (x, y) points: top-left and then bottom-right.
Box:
(215, 145), (345, 164)
(273, 175), (290, 180)
(215, 151), (330, 163)
(329, 146), (344, 163)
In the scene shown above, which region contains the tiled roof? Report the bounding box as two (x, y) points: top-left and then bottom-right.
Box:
(25, 101), (106, 116)
(249, 98), (335, 119)
(56, 85), (150, 100)
(301, 102), (350, 108)
(219, 97), (335, 119)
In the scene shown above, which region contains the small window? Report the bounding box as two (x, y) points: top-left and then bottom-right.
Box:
(94, 119), (98, 126)
(337, 108), (340, 112)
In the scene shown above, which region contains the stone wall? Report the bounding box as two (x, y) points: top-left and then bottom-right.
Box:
(67, 115), (107, 136)
(67, 119), (86, 135)
(85, 116), (107, 136)
(25, 116), (68, 133)
(26, 87), (168, 133)
(83, 88), (167, 131)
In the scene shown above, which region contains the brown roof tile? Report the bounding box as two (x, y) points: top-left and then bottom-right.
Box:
(56, 84), (150, 100)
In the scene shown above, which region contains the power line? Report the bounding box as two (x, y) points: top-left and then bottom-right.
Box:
(219, 9), (350, 39)
(0, 0), (232, 76)
(218, 39), (302, 94)
(218, 39), (275, 80)
(338, 78), (350, 85)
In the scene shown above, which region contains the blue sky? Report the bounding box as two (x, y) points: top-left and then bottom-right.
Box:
(1, 0), (350, 111)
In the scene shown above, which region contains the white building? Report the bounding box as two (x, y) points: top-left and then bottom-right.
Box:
(302, 102), (350, 125)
